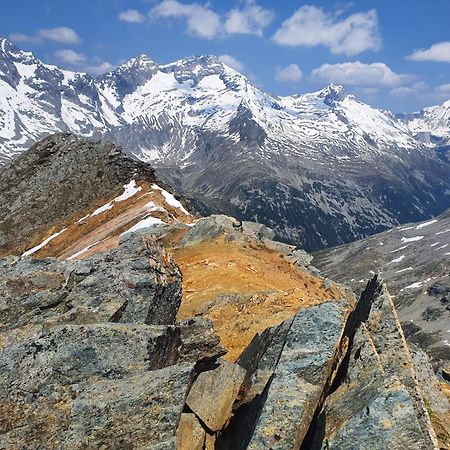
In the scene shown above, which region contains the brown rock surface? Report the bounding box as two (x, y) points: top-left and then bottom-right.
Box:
(186, 360), (246, 432)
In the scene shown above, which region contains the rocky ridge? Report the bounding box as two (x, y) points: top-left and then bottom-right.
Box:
(0, 132), (449, 448)
(0, 133), (194, 257)
(1, 233), (447, 448)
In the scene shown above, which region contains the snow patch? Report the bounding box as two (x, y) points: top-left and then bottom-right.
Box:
(22, 228), (67, 256)
(416, 219), (438, 229)
(121, 216), (165, 235)
(151, 183), (190, 215)
(67, 241), (100, 260)
(389, 255), (405, 264)
(401, 235), (424, 243)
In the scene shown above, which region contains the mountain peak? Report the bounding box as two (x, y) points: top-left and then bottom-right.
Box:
(0, 37), (35, 62)
(118, 54), (156, 70)
(317, 84), (346, 105)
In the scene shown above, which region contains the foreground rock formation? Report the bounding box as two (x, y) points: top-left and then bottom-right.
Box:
(1, 229), (447, 448)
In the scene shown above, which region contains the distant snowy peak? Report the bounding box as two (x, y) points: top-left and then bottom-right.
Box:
(399, 100), (450, 145)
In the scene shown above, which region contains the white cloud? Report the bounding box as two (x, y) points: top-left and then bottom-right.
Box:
(150, 0), (221, 39)
(53, 50), (113, 76)
(118, 9), (146, 23)
(54, 49), (86, 65)
(9, 27), (81, 45)
(389, 86), (417, 97)
(83, 61), (114, 76)
(224, 0), (274, 36)
(275, 64), (302, 83)
(9, 33), (41, 44)
(219, 54), (244, 72)
(436, 83), (450, 94)
(273, 6), (381, 55)
(311, 62), (408, 87)
(39, 27), (81, 44)
(407, 41), (450, 63)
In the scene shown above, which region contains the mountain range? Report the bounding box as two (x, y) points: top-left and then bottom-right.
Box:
(1, 37), (450, 251)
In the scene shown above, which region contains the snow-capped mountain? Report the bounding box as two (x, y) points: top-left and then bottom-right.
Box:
(1, 37), (450, 250)
(398, 100), (450, 146)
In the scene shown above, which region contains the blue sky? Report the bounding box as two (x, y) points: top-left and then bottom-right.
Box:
(1, 0), (450, 112)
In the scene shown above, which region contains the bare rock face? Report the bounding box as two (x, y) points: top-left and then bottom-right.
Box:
(0, 232), (225, 450)
(313, 277), (440, 450)
(186, 360), (246, 432)
(0, 233), (182, 331)
(245, 301), (351, 450)
(0, 133), (158, 256)
(177, 413), (206, 450)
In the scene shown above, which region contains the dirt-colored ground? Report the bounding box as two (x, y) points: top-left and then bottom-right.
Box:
(172, 237), (347, 361)
(23, 181), (194, 259)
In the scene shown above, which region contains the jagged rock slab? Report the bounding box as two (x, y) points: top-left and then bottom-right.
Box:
(315, 277), (439, 450)
(176, 413), (206, 450)
(0, 233), (181, 330)
(1, 364), (193, 450)
(313, 209), (450, 364)
(246, 300), (350, 449)
(178, 317), (227, 368)
(186, 360), (246, 432)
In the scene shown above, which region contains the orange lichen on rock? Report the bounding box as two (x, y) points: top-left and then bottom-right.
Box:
(172, 237), (347, 361)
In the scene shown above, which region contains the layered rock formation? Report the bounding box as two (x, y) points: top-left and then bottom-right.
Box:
(0, 134), (448, 449)
(1, 231), (447, 448)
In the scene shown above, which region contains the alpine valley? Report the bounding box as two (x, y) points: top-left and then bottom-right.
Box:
(1, 38), (450, 251)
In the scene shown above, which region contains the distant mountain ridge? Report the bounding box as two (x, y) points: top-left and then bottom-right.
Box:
(1, 37), (450, 251)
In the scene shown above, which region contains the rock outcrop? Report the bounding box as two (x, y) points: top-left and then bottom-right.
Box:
(0, 226), (447, 449)
(0, 133), (193, 258)
(0, 232), (221, 449)
(311, 276), (440, 450)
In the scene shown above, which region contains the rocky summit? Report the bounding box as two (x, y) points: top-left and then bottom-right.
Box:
(0, 135), (449, 449)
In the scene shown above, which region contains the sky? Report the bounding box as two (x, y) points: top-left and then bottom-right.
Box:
(1, 0), (449, 112)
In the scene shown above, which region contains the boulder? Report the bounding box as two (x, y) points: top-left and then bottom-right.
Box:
(176, 413), (206, 450)
(246, 300), (351, 450)
(186, 360), (246, 432)
(0, 233), (181, 331)
(178, 317), (227, 368)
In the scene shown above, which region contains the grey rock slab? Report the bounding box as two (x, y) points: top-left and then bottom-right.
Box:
(0, 233), (182, 331)
(316, 277), (439, 450)
(61, 364), (194, 450)
(180, 214), (275, 247)
(0, 323), (182, 395)
(177, 317), (227, 367)
(247, 300), (351, 450)
(186, 359), (246, 432)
